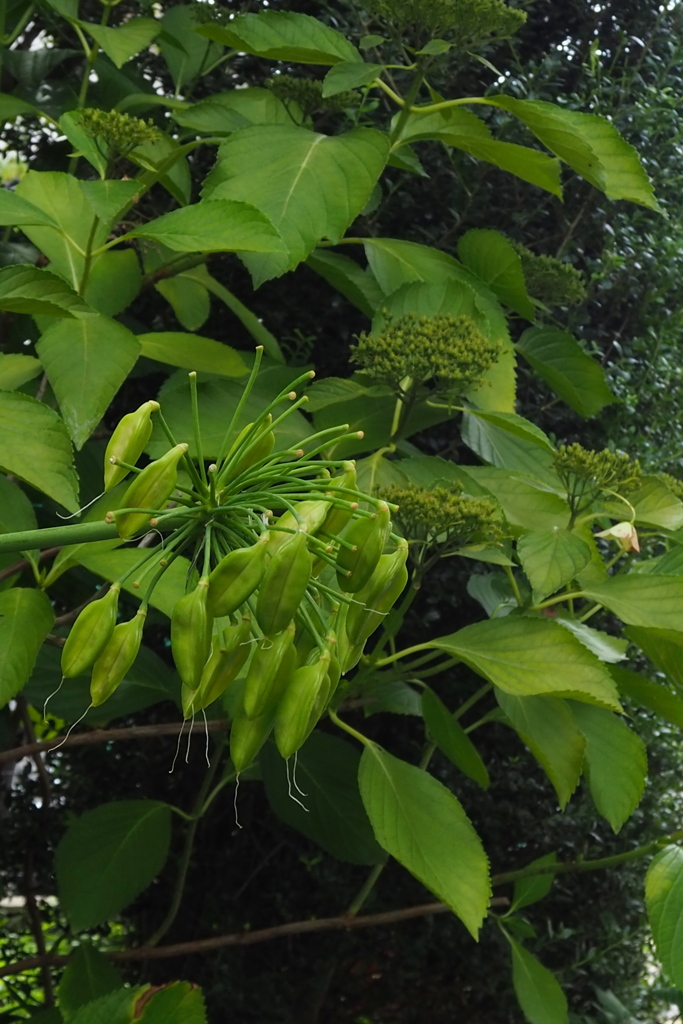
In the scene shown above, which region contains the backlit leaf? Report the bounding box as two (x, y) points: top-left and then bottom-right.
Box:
(646, 845), (683, 988)
(0, 588), (54, 707)
(0, 391), (79, 510)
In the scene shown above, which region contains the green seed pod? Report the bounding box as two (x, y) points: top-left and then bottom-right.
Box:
(267, 499), (330, 555)
(256, 531), (312, 635)
(61, 584), (120, 679)
(334, 604), (364, 675)
(104, 400), (159, 491)
(336, 503), (391, 593)
(90, 607), (146, 707)
(114, 443), (188, 540)
(243, 623), (296, 720)
(345, 542), (409, 648)
(274, 649), (331, 760)
(223, 419), (275, 483)
(320, 462), (358, 538)
(171, 576), (212, 691)
(207, 534), (268, 618)
(193, 616), (254, 713)
(230, 707), (275, 775)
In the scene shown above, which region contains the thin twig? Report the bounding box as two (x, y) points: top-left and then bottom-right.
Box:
(16, 698), (51, 805)
(22, 854), (55, 1007)
(0, 547), (61, 585)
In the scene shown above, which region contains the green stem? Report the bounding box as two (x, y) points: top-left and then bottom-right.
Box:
(372, 641), (432, 668)
(329, 709), (372, 748)
(346, 862), (387, 917)
(389, 59), (430, 143)
(454, 683), (492, 721)
(69, 4), (112, 173)
(78, 215), (101, 296)
(0, 522), (118, 555)
(503, 565), (523, 606)
(532, 590), (585, 611)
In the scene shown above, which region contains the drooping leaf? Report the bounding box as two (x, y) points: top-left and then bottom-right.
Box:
(457, 229), (535, 319)
(511, 853), (558, 912)
(138, 982), (207, 1024)
(612, 666), (683, 729)
(203, 125), (389, 285)
(155, 273), (210, 332)
(322, 60), (382, 96)
(460, 418), (558, 484)
(429, 617), (622, 711)
(507, 935), (569, 1024)
(359, 744), (490, 938)
(306, 249), (384, 318)
(623, 626), (683, 689)
(556, 617), (628, 664)
(55, 801), (172, 930)
(129, 200), (286, 255)
(173, 87), (296, 134)
(517, 528), (591, 601)
(0, 265), (95, 318)
(0, 588), (54, 707)
(517, 327), (616, 419)
(421, 687), (489, 788)
(160, 5), (222, 91)
(85, 18), (159, 68)
(583, 575), (683, 631)
(58, 944), (124, 1017)
(459, 468), (568, 531)
(195, 10), (361, 65)
(0, 353), (42, 390)
(138, 332), (247, 377)
(0, 391), (79, 510)
(646, 845), (683, 988)
(261, 734), (384, 865)
(37, 315), (140, 449)
(570, 702), (647, 832)
(0, 188), (58, 227)
(0, 92), (39, 122)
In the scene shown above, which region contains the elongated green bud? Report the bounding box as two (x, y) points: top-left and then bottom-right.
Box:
(222, 418), (275, 483)
(336, 502), (391, 593)
(345, 542), (409, 647)
(90, 607), (146, 707)
(104, 400), (159, 491)
(113, 443), (188, 540)
(267, 499), (329, 555)
(208, 534), (268, 618)
(320, 462), (358, 538)
(230, 707), (275, 775)
(61, 584), (120, 679)
(243, 623), (296, 720)
(186, 616), (253, 716)
(274, 648), (331, 760)
(256, 531), (312, 635)
(171, 576), (212, 691)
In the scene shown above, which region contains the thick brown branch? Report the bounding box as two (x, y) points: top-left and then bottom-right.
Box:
(0, 721), (228, 766)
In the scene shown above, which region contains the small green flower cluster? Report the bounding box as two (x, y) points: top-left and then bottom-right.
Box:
(554, 443), (641, 517)
(363, 0), (525, 47)
(266, 76), (357, 117)
(381, 483), (504, 551)
(79, 109), (161, 156)
(352, 313), (500, 396)
(513, 242), (587, 307)
(658, 472), (683, 501)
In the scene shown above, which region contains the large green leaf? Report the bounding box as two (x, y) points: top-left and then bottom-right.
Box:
(459, 419), (558, 483)
(457, 229), (535, 320)
(421, 687), (489, 789)
(138, 983), (207, 1024)
(0, 188), (58, 227)
(517, 528), (592, 602)
(129, 200), (286, 255)
(322, 60), (383, 96)
(496, 692), (584, 809)
(623, 626), (683, 689)
(0, 353), (42, 391)
(203, 125), (389, 285)
(517, 327), (615, 419)
(79, 180), (141, 227)
(261, 734), (384, 865)
(306, 250), (384, 319)
(84, 250), (142, 318)
(173, 87), (296, 134)
(459, 468), (568, 531)
(0, 391), (79, 510)
(487, 96), (659, 210)
(55, 801), (171, 930)
(0, 588), (54, 707)
(138, 332), (247, 377)
(612, 666), (683, 728)
(155, 273), (210, 332)
(507, 936), (568, 1024)
(359, 745), (490, 938)
(394, 107), (562, 196)
(160, 5), (222, 91)
(86, 18), (158, 68)
(583, 575), (683, 631)
(58, 944), (124, 1017)
(556, 616), (628, 664)
(570, 702), (647, 832)
(68, 987), (146, 1024)
(0, 265), (94, 318)
(37, 315), (141, 449)
(627, 477), (683, 530)
(646, 845), (683, 988)
(129, 132), (191, 207)
(195, 10), (361, 65)
(429, 617), (622, 711)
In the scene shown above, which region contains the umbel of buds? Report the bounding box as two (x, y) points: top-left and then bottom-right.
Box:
(62, 350), (408, 770)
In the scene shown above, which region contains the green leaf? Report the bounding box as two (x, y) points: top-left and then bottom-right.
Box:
(627, 477), (683, 531)
(421, 687), (489, 788)
(0, 391), (79, 510)
(394, 107), (562, 196)
(612, 666), (683, 729)
(304, 377), (393, 412)
(138, 983), (207, 1024)
(507, 936), (568, 1024)
(570, 702), (647, 832)
(59, 110), (108, 178)
(173, 87), (296, 134)
(0, 189), (58, 227)
(361, 678), (423, 717)
(68, 987), (147, 1024)
(464, 410), (554, 452)
(129, 133), (191, 207)
(429, 617), (622, 711)
(191, 269), (283, 360)
(37, 315), (140, 449)
(129, 200), (285, 255)
(0, 92), (39, 122)
(322, 60), (382, 97)
(460, 468), (568, 530)
(55, 801), (172, 930)
(623, 626), (683, 689)
(84, 250), (142, 318)
(496, 692), (584, 808)
(488, 95), (659, 210)
(306, 249), (384, 318)
(0, 588), (54, 708)
(511, 853), (558, 912)
(0, 474), (38, 537)
(195, 10), (361, 65)
(85, 18), (159, 68)
(517, 327), (616, 419)
(137, 332), (247, 377)
(160, 5), (222, 91)
(460, 418), (558, 484)
(646, 845), (683, 988)
(58, 944), (124, 1017)
(583, 575), (683, 631)
(155, 273), (210, 332)
(261, 734), (384, 865)
(556, 616), (628, 664)
(517, 528), (591, 601)
(0, 265), (95, 318)
(457, 229), (535, 319)
(0, 353), (42, 390)
(203, 125), (389, 285)
(79, 180), (140, 227)
(358, 745), (490, 938)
